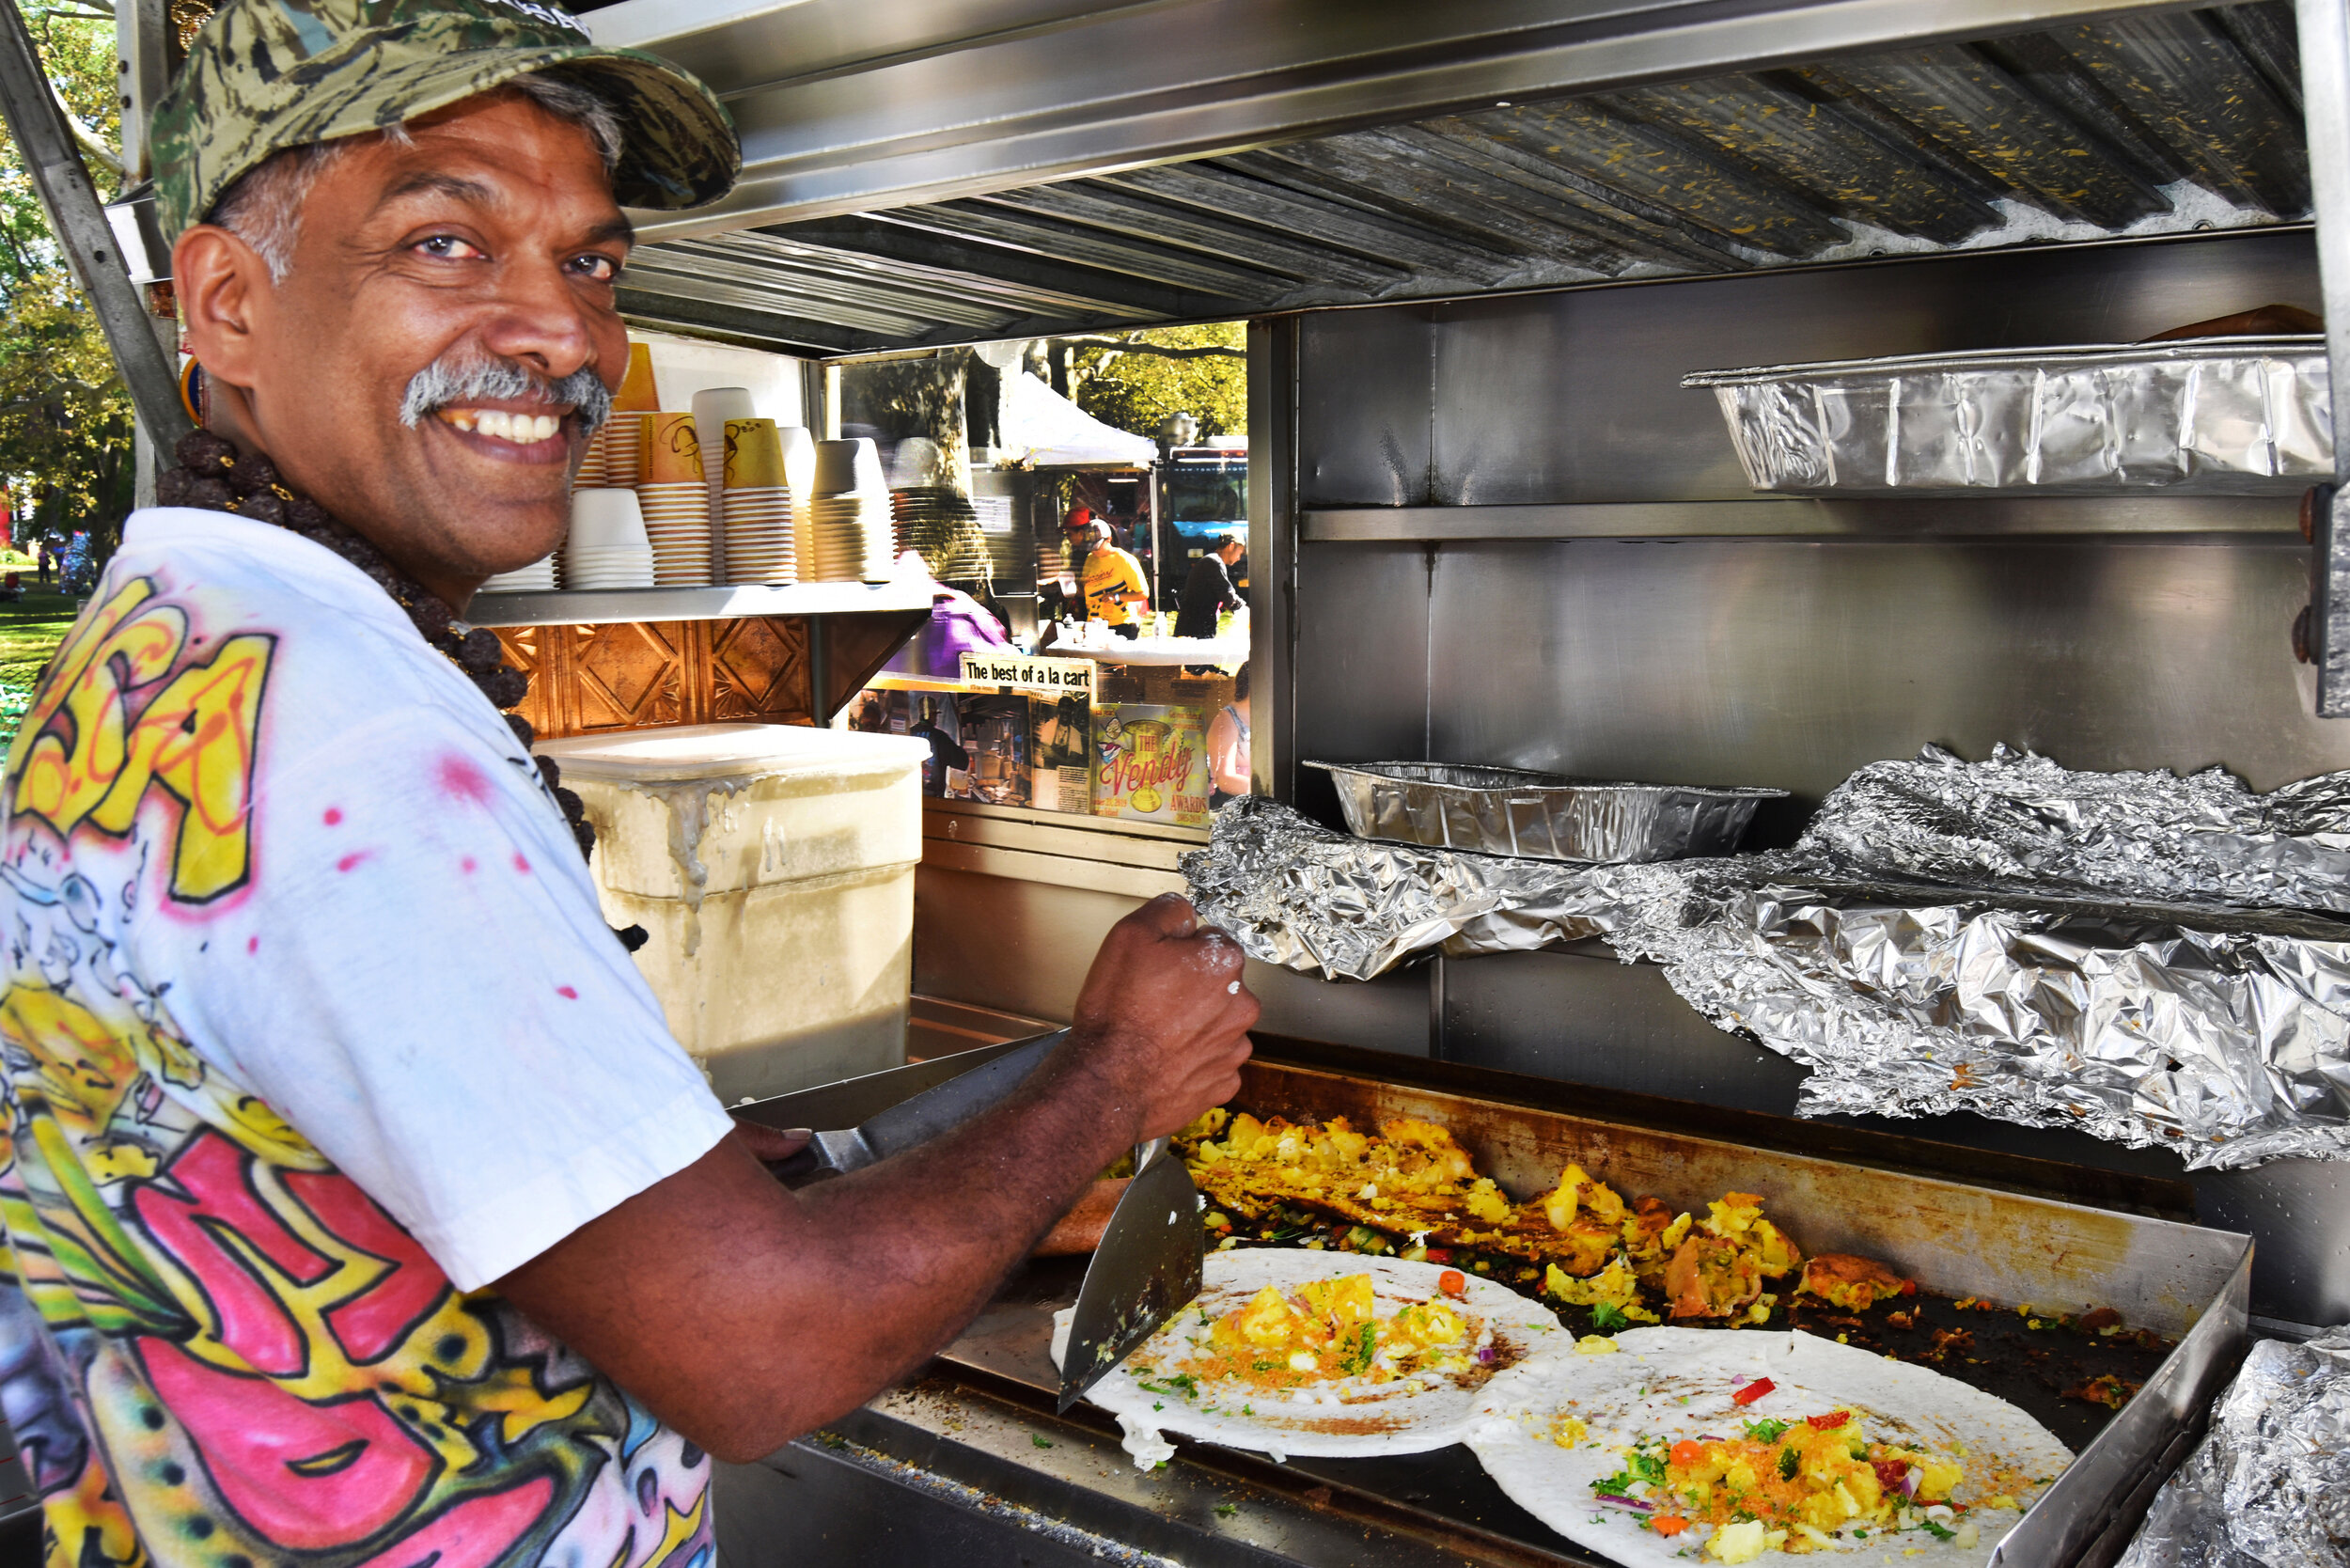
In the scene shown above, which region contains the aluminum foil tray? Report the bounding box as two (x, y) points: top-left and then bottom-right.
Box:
(1306, 760), (1784, 863)
(1684, 336), (2329, 495)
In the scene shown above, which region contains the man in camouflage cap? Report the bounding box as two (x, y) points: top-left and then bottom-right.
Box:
(0, 3), (1258, 1565)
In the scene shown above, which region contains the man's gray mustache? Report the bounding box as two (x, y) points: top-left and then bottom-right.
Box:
(399, 354), (613, 435)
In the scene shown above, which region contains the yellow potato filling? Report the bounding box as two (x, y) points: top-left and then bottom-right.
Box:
(1166, 1275), (1478, 1394)
(1595, 1413), (1982, 1557)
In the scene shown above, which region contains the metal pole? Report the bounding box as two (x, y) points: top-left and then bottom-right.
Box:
(2300, 0), (2350, 718)
(0, 0), (190, 451)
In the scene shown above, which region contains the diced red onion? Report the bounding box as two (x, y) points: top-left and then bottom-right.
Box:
(1901, 1466), (1922, 1499)
(1477, 1345), (1496, 1363)
(1595, 1494), (1655, 1513)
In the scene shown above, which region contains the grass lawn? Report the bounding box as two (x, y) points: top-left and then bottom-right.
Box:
(0, 583), (84, 750)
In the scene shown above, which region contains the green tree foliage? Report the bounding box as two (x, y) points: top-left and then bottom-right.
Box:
(0, 4), (135, 553)
(1066, 322), (1245, 440)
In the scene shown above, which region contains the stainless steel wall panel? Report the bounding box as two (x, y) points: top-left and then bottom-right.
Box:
(1293, 542), (1433, 769)
(1441, 946), (1809, 1105)
(1418, 228), (2323, 508)
(913, 864), (1430, 1053)
(1420, 537), (2345, 808)
(1249, 963), (1433, 1057)
(1297, 310), (1432, 508)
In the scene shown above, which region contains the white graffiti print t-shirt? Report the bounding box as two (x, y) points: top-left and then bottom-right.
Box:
(0, 506), (737, 1568)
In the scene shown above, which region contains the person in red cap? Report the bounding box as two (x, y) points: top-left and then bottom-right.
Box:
(1063, 510), (1149, 637)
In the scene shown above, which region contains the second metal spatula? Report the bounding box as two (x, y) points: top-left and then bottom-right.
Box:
(1057, 1136), (1204, 1412)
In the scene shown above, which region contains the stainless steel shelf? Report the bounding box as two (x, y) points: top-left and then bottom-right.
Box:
(1302, 495), (2304, 542)
(464, 580), (933, 627)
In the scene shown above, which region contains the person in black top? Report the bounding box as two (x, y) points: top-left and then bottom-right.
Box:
(1174, 531), (1247, 640)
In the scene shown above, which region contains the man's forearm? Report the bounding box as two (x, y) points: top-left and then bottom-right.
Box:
(506, 1033), (1151, 1463)
(777, 1042), (1143, 1412)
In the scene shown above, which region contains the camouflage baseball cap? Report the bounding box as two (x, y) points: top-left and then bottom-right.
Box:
(149, 0), (739, 243)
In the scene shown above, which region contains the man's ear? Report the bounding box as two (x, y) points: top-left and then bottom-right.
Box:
(173, 226), (270, 390)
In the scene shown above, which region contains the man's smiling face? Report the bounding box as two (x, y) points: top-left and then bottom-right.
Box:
(175, 88), (632, 606)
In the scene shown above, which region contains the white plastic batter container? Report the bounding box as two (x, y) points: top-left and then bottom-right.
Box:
(534, 722), (928, 1102)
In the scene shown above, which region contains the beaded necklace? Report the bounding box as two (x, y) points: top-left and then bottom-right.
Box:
(152, 428), (638, 945)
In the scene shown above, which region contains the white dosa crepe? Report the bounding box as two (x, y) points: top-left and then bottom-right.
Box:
(1466, 1327), (2075, 1568)
(1054, 1249), (1566, 1464)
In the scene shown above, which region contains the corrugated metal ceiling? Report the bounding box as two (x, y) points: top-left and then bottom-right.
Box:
(615, 2), (2309, 357)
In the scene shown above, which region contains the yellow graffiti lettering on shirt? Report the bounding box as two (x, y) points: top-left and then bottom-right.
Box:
(10, 578), (274, 902)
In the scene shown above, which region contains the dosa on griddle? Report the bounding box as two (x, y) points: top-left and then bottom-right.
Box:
(1467, 1327), (2072, 1567)
(1055, 1249), (1566, 1462)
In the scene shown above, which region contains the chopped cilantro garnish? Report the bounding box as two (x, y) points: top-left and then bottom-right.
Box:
(1919, 1519), (1956, 1542)
(1590, 1303), (1630, 1331)
(1778, 1447), (1799, 1481)
(1215, 1503), (1237, 1518)
(1032, 1435), (1054, 1449)
(1742, 1418), (1793, 1442)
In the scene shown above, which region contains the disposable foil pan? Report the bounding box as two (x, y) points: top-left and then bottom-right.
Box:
(1306, 760), (1784, 863)
(1684, 336), (2330, 495)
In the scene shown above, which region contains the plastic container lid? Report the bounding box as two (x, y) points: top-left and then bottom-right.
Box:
(535, 722), (928, 784)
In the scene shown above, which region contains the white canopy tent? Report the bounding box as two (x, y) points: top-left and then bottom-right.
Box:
(996, 368), (1158, 470)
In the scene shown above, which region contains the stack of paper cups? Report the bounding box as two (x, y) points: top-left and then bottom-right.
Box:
(572, 419), (610, 489)
(691, 386), (756, 583)
(563, 489), (653, 589)
(634, 413), (713, 587)
(807, 437), (892, 583)
(594, 411), (650, 488)
(778, 426), (818, 578)
(722, 419), (794, 585)
(480, 554), (557, 592)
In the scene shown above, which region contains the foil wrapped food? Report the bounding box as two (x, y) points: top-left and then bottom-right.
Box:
(1185, 748), (2350, 1169)
(2114, 1326), (2350, 1568)
(1684, 337), (2330, 495)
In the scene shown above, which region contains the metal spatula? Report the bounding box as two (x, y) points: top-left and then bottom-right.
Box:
(1057, 1136), (1205, 1412)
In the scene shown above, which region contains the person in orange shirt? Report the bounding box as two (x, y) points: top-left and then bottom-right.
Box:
(1070, 515), (1149, 637)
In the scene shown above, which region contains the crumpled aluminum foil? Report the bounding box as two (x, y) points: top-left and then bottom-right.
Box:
(1180, 796), (1617, 980)
(1184, 748), (2350, 1169)
(2114, 1326), (2350, 1568)
(1801, 744), (2350, 914)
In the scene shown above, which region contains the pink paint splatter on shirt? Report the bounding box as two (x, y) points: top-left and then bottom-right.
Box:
(437, 754), (494, 807)
(337, 852), (372, 873)
(556, 986), (578, 1000)
(461, 856), (478, 875)
(322, 808), (343, 826)
(512, 853), (531, 874)
(247, 935), (259, 955)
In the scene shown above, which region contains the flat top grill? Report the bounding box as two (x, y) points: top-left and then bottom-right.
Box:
(853, 1043), (2253, 1567)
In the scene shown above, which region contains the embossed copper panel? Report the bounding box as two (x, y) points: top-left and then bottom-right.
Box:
(494, 617), (815, 739)
(711, 616), (810, 724)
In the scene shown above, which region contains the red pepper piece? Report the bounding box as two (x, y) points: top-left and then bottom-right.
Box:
(1807, 1410), (1851, 1429)
(1872, 1459), (1910, 1492)
(1731, 1376), (1776, 1406)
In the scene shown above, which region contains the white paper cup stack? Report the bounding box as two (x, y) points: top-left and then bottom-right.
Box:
(807, 437), (892, 583)
(563, 489), (653, 589)
(480, 555), (557, 593)
(692, 387), (757, 582)
(779, 425), (818, 578)
(721, 417), (795, 585)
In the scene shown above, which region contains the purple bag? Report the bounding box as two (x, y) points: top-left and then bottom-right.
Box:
(884, 586), (1011, 680)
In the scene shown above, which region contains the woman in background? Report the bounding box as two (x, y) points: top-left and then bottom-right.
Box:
(1208, 662), (1250, 808)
